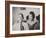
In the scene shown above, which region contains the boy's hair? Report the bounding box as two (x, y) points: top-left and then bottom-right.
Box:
(26, 11), (35, 21)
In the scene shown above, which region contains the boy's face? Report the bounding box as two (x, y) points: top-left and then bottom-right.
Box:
(29, 14), (33, 21)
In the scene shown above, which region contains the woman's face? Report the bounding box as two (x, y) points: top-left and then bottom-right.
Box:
(17, 15), (22, 23)
(29, 14), (33, 21)
(19, 15), (22, 20)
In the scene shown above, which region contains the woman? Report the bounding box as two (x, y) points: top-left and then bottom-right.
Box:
(20, 14), (29, 30)
(26, 11), (38, 30)
(13, 13), (24, 31)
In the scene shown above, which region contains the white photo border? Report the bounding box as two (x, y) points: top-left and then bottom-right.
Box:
(10, 4), (43, 34)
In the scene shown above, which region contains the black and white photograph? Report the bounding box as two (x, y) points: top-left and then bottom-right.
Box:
(10, 4), (43, 34)
(12, 7), (40, 31)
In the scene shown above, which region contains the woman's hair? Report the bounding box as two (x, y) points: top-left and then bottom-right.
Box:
(26, 11), (35, 21)
(26, 15), (29, 20)
(19, 13), (24, 19)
